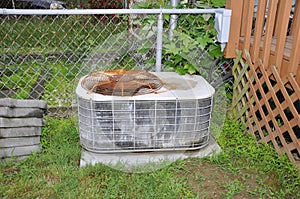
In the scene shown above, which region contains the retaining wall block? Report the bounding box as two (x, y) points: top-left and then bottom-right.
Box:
(0, 98), (46, 161)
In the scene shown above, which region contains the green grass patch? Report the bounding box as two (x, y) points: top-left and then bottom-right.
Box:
(0, 15), (126, 54)
(1, 116), (299, 198)
(0, 60), (81, 106)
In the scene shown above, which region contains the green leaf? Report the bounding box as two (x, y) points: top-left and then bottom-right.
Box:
(196, 33), (213, 49)
(211, 0), (226, 8)
(164, 14), (170, 22)
(165, 42), (180, 55)
(174, 56), (183, 65)
(184, 64), (197, 74)
(175, 66), (187, 75)
(207, 45), (223, 58)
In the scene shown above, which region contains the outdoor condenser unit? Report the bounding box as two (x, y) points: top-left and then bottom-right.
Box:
(76, 70), (215, 154)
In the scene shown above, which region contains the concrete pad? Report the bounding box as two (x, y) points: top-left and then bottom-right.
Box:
(80, 135), (221, 173)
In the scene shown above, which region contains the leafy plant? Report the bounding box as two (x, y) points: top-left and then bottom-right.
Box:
(197, 0), (226, 7)
(133, 1), (227, 79)
(163, 2), (225, 76)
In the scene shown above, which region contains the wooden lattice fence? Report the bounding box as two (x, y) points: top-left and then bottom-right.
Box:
(231, 50), (249, 122)
(231, 50), (300, 165)
(227, 0), (300, 166)
(246, 52), (300, 164)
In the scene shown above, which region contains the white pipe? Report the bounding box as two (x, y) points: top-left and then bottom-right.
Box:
(156, 12), (164, 72)
(0, 8), (227, 15)
(11, 0), (15, 9)
(169, 0), (180, 41)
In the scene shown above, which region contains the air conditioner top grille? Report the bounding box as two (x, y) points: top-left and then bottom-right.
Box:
(81, 69), (163, 96)
(77, 72), (215, 101)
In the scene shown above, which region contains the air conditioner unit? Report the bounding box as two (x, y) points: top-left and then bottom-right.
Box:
(76, 71), (218, 168)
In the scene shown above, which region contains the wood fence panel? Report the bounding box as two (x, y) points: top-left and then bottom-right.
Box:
(226, 0), (300, 167)
(242, 0), (255, 59)
(251, 0), (267, 62)
(231, 50), (249, 121)
(288, 5), (300, 82)
(225, 0), (244, 58)
(261, 0), (278, 67)
(289, 0), (300, 36)
(273, 0), (293, 75)
(245, 51), (300, 165)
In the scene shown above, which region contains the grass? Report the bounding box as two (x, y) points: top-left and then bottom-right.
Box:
(0, 15), (125, 54)
(0, 9), (299, 198)
(0, 60), (81, 104)
(1, 116), (299, 198)
(0, 15), (127, 105)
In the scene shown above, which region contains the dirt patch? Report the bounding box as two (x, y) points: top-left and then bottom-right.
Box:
(174, 159), (261, 198)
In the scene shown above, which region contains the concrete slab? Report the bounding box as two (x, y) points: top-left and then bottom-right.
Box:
(80, 135), (221, 173)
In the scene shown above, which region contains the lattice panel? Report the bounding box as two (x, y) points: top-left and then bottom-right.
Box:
(231, 50), (249, 122)
(246, 56), (300, 165)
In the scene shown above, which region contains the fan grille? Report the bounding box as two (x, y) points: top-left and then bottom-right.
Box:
(81, 70), (163, 96)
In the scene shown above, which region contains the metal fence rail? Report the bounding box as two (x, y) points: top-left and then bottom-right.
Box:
(0, 8), (232, 117)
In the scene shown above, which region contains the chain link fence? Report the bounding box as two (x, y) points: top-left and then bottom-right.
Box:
(0, 8), (233, 119)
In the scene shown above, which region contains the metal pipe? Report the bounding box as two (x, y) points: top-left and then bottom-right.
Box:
(169, 0), (180, 41)
(156, 12), (164, 72)
(11, 0), (15, 9)
(0, 8), (226, 15)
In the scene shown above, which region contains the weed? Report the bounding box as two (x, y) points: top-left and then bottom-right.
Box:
(213, 117), (300, 198)
(223, 179), (244, 198)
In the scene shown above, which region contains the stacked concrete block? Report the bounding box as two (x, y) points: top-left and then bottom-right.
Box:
(0, 98), (47, 161)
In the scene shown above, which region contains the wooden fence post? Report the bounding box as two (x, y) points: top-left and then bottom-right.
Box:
(273, 0), (293, 76)
(224, 0), (244, 58)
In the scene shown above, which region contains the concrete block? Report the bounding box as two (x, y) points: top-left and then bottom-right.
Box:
(0, 145), (41, 158)
(0, 98), (45, 161)
(0, 137), (40, 148)
(0, 118), (43, 128)
(80, 135), (221, 172)
(0, 107), (43, 118)
(0, 155), (30, 163)
(0, 127), (41, 138)
(0, 98), (47, 109)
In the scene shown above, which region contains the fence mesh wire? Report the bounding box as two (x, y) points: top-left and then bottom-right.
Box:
(0, 11), (233, 117)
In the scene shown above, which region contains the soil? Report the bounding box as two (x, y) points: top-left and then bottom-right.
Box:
(174, 160), (262, 199)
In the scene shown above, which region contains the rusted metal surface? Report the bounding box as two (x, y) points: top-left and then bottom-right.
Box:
(81, 70), (163, 96)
